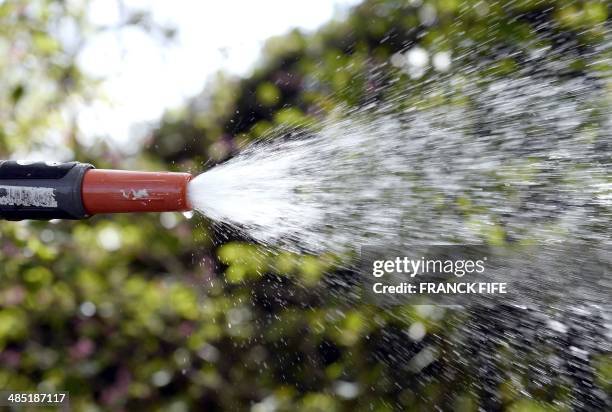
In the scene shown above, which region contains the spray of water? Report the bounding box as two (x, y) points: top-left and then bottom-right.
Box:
(188, 53), (612, 317)
(188, 63), (610, 255)
(187, 32), (611, 409)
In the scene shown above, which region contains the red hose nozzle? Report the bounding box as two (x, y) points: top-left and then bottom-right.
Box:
(0, 161), (192, 220)
(82, 169), (193, 215)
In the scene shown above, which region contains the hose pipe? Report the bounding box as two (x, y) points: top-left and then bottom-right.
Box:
(0, 161), (192, 221)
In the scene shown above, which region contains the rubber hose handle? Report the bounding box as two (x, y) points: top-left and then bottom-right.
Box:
(0, 161), (93, 221)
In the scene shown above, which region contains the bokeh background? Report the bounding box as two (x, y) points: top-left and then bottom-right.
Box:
(1, 0), (611, 411)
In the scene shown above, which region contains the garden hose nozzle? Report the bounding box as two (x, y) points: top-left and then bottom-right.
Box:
(0, 161), (192, 221)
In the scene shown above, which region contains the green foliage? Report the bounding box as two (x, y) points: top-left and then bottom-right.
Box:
(1, 0), (610, 410)
(0, 0), (90, 155)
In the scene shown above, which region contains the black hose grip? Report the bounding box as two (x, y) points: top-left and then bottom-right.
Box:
(0, 161), (94, 221)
